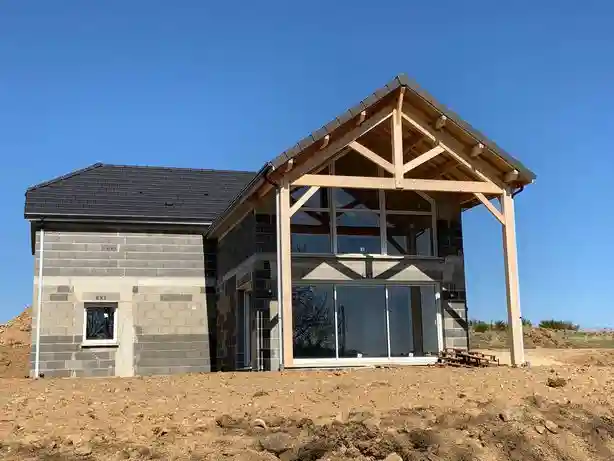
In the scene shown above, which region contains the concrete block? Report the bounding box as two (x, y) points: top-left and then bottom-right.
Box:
(126, 252), (204, 261)
(137, 357), (208, 368)
(124, 268), (158, 277)
(39, 335), (76, 344)
(156, 268), (205, 277)
(74, 350), (114, 361)
(49, 294), (69, 302)
(75, 368), (115, 377)
(134, 340), (209, 352)
(160, 294), (192, 302)
(43, 369), (72, 378)
(445, 328), (467, 338)
(40, 360), (67, 370)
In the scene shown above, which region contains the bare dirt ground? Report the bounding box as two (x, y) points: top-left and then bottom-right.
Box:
(2, 308), (614, 460)
(0, 352), (613, 461)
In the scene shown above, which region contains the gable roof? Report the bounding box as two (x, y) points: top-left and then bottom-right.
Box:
(25, 163), (256, 224)
(25, 74), (536, 233)
(269, 74), (536, 181)
(206, 74), (537, 236)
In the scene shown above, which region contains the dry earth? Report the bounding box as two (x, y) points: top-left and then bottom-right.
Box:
(0, 354), (613, 461)
(2, 308), (614, 460)
(0, 307), (32, 379)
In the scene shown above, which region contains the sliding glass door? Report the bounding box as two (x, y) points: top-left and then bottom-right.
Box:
(292, 283), (441, 361)
(336, 286), (388, 358)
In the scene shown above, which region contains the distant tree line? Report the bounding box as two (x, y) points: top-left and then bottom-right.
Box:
(469, 318), (580, 333)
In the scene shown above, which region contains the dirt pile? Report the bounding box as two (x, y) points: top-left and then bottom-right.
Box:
(525, 328), (574, 349)
(0, 361), (613, 460)
(471, 328), (576, 350)
(0, 307), (31, 378)
(0, 307), (32, 347)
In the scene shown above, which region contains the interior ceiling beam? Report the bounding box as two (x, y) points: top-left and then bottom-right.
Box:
(349, 141), (395, 174)
(292, 174), (503, 194)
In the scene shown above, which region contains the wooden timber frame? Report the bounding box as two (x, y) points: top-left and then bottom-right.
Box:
(207, 75), (535, 370)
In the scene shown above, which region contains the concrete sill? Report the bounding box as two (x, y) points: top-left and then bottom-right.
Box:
(292, 253), (444, 261)
(81, 342), (119, 349)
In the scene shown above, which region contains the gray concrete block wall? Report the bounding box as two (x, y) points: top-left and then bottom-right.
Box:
(35, 231), (210, 278)
(31, 230), (213, 377)
(133, 285), (210, 375)
(30, 285), (117, 377)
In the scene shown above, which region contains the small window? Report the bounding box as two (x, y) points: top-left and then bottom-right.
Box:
(83, 303), (117, 345)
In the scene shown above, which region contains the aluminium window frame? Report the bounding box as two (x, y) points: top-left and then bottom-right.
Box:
(291, 281), (443, 365)
(82, 302), (119, 347)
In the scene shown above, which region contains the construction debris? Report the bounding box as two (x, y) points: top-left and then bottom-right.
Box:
(438, 348), (500, 367)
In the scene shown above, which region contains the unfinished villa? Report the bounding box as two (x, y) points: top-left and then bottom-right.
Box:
(24, 75), (535, 378)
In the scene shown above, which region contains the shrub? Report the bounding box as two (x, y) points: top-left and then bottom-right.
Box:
(539, 319), (579, 331)
(470, 320), (490, 333)
(493, 320), (508, 331)
(521, 318), (532, 327)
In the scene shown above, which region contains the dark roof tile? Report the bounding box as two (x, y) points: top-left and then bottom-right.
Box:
(25, 164), (256, 223)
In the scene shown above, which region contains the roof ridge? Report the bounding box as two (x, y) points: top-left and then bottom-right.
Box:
(100, 163), (257, 175)
(26, 163), (105, 192)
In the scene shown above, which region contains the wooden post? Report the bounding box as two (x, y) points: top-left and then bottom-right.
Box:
(279, 182), (294, 367)
(501, 190), (525, 366)
(392, 89), (404, 188)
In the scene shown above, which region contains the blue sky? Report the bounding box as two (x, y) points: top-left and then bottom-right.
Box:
(0, 1), (611, 326)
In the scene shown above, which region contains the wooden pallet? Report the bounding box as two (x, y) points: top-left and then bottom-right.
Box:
(438, 348), (500, 367)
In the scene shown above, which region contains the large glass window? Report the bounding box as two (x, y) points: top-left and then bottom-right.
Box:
(292, 285), (336, 358)
(336, 210), (381, 254)
(292, 284), (440, 360)
(291, 211), (331, 253)
(289, 158), (436, 256)
(388, 286), (413, 356)
(385, 214), (433, 256)
(337, 286), (388, 358)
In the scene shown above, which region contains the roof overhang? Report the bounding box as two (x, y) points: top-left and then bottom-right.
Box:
(207, 74), (535, 237)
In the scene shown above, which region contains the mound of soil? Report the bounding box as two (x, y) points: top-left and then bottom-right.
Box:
(0, 307), (32, 347)
(470, 327), (575, 350)
(525, 328), (574, 348)
(0, 307), (32, 378)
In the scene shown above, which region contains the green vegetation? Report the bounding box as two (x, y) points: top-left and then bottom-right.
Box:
(470, 320), (490, 333)
(538, 319), (580, 331)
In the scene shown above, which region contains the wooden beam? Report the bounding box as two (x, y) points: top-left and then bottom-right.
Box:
(293, 174), (503, 194)
(504, 169), (519, 183)
(289, 185), (320, 217)
(283, 107), (394, 184)
(357, 110), (366, 125)
(473, 192), (504, 225)
(401, 112), (436, 142)
(435, 115), (447, 130)
(471, 143), (484, 158)
(279, 182), (294, 367)
(348, 141), (395, 174)
(402, 145), (445, 174)
(501, 190), (525, 366)
(402, 112), (493, 185)
(401, 107), (507, 190)
(392, 90), (405, 188)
